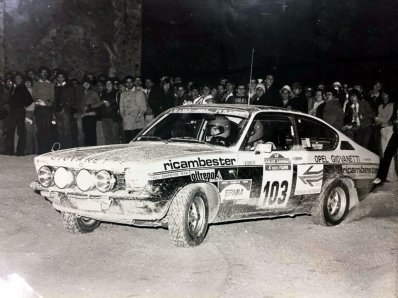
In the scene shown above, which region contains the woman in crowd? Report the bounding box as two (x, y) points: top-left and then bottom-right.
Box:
(100, 78), (118, 144)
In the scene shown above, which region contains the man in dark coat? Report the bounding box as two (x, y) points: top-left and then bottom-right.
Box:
(148, 79), (174, 117)
(4, 74), (33, 155)
(290, 82), (308, 113)
(53, 71), (78, 149)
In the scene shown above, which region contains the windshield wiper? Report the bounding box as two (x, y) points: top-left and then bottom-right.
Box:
(136, 135), (163, 142)
(167, 137), (209, 145)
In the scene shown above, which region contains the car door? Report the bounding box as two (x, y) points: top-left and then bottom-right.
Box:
(237, 112), (299, 212)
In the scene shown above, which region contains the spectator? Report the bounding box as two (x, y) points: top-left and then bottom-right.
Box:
(32, 66), (55, 154)
(120, 76), (147, 142)
(373, 102), (398, 185)
(248, 79), (257, 102)
(99, 78), (118, 144)
(322, 88), (344, 131)
(231, 83), (248, 104)
(53, 71), (78, 149)
(26, 68), (36, 83)
(224, 82), (235, 103)
(148, 78), (174, 117)
(24, 79), (37, 154)
(275, 85), (292, 109)
(304, 87), (314, 112)
(341, 90), (354, 138)
(375, 91), (397, 182)
(332, 81), (346, 106)
(354, 91), (376, 149)
(80, 77), (101, 146)
(5, 74), (33, 155)
(215, 84), (226, 103)
(367, 80), (383, 112)
(0, 79), (10, 153)
(190, 85), (201, 104)
(263, 74), (279, 106)
(250, 83), (266, 105)
(143, 78), (154, 124)
(308, 89), (325, 118)
(290, 82), (308, 113)
(174, 84), (192, 106)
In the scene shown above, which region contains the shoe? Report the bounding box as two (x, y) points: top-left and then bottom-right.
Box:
(372, 178), (382, 185)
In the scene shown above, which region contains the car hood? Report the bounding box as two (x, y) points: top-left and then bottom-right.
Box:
(34, 141), (226, 171)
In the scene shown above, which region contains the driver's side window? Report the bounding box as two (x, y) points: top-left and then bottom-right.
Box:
(241, 113), (295, 151)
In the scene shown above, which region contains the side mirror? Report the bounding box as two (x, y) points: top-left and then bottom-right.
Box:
(254, 142), (273, 154)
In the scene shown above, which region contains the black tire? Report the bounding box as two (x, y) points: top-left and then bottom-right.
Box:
(168, 185), (209, 247)
(62, 212), (100, 233)
(311, 180), (350, 226)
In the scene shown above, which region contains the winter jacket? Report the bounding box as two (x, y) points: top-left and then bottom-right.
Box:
(322, 98), (344, 131)
(9, 84), (33, 111)
(120, 89), (147, 130)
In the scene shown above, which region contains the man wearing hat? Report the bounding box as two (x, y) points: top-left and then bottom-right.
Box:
(290, 82), (308, 113)
(274, 85), (292, 108)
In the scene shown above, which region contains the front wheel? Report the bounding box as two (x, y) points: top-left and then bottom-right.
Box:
(168, 185), (209, 247)
(62, 212), (100, 233)
(312, 180), (350, 226)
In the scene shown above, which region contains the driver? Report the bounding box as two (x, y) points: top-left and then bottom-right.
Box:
(206, 116), (232, 146)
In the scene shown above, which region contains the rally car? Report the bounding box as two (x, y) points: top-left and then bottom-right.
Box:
(30, 105), (379, 247)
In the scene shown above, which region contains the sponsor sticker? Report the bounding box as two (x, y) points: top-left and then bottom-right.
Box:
(264, 153), (291, 171)
(149, 170), (190, 180)
(295, 164), (324, 195)
(163, 157), (236, 170)
(342, 164), (378, 179)
(219, 179), (252, 201)
(190, 170), (223, 182)
(314, 154), (360, 164)
(169, 107), (249, 118)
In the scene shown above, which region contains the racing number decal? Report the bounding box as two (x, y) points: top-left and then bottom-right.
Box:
(263, 180), (289, 206)
(260, 153), (293, 208)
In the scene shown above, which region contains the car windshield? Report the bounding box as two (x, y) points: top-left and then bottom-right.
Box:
(135, 109), (250, 147)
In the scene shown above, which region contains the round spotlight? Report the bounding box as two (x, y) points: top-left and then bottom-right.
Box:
(76, 169), (95, 191)
(38, 166), (53, 187)
(54, 167), (74, 189)
(95, 170), (116, 192)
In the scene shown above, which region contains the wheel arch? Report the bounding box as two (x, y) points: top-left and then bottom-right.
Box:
(320, 177), (359, 210)
(167, 182), (221, 224)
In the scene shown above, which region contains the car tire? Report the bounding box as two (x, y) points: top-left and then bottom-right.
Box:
(168, 185), (209, 247)
(62, 212), (100, 233)
(311, 180), (350, 226)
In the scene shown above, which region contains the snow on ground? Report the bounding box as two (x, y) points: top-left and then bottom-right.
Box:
(0, 155), (397, 297)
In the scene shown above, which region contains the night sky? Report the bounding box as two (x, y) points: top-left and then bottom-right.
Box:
(142, 0), (398, 88)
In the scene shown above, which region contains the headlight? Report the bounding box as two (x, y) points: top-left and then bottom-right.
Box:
(76, 169), (95, 191)
(38, 166), (53, 187)
(53, 167), (74, 189)
(95, 170), (116, 192)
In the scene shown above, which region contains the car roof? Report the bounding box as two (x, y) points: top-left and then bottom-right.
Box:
(172, 104), (308, 116)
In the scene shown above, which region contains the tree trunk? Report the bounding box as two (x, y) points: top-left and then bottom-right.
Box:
(0, 0), (5, 77)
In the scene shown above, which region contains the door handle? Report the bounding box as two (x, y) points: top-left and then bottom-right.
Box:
(293, 156), (302, 161)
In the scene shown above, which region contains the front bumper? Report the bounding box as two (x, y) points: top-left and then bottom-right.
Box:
(30, 181), (169, 225)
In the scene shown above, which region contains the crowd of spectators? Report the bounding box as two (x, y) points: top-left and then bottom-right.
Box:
(0, 67), (396, 181)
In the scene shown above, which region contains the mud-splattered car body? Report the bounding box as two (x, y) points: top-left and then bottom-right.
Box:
(31, 105), (379, 246)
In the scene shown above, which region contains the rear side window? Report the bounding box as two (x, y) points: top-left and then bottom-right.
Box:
(295, 116), (338, 151)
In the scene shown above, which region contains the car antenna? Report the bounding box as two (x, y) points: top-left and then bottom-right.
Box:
(248, 48), (254, 106)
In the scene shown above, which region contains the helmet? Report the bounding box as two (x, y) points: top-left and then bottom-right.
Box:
(207, 116), (231, 140)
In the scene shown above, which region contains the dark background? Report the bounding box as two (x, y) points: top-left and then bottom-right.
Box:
(3, 0), (398, 89)
(142, 0), (398, 88)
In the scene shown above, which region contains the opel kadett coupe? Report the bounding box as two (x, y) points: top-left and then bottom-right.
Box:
(31, 105), (379, 247)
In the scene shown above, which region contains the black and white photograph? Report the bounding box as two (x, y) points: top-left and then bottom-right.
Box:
(0, 0), (397, 297)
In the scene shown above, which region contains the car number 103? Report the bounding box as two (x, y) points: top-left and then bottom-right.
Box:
(263, 180), (289, 207)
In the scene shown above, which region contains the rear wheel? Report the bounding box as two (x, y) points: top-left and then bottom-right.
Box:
(168, 185), (209, 247)
(62, 212), (100, 233)
(312, 180), (350, 226)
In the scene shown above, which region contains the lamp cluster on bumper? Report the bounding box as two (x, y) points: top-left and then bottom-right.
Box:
(38, 166), (117, 192)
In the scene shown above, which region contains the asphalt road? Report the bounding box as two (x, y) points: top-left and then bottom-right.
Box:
(0, 156), (397, 297)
